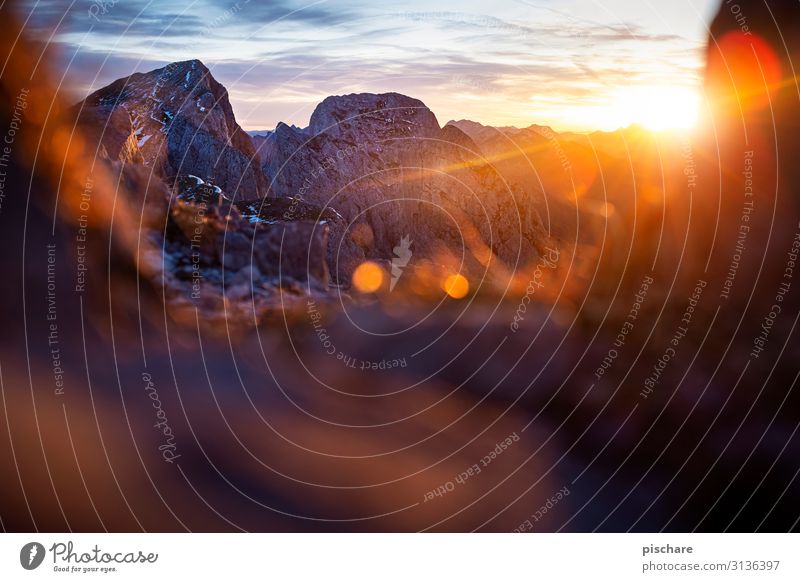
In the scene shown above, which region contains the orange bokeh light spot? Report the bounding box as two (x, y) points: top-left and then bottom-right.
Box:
(709, 31), (782, 111)
(352, 261), (384, 293)
(442, 273), (469, 299)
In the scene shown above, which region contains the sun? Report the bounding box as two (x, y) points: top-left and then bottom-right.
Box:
(613, 85), (701, 132)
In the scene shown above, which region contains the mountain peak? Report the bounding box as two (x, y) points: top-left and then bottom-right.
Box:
(446, 119), (486, 129)
(308, 92), (440, 139)
(153, 58), (211, 83)
(174, 58), (207, 70)
(76, 58), (266, 199)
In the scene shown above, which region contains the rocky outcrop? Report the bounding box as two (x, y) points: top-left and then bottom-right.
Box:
(73, 59), (266, 200)
(446, 119), (601, 243)
(105, 164), (334, 324)
(164, 176), (336, 302)
(73, 66), (556, 290)
(260, 92), (551, 282)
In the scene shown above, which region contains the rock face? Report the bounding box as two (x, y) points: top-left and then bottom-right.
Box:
(447, 119), (583, 243)
(73, 59), (266, 200)
(74, 65), (555, 291)
(446, 120), (687, 241)
(153, 173), (331, 324)
(98, 163), (332, 325)
(445, 119), (698, 306)
(259, 92), (550, 282)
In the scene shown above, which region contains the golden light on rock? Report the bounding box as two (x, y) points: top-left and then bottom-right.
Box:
(352, 261), (384, 293)
(443, 273), (469, 299)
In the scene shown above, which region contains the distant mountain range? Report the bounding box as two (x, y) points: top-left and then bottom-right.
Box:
(68, 58), (685, 315)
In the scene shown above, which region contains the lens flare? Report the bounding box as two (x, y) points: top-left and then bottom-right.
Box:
(442, 274), (469, 299)
(352, 261), (384, 293)
(708, 31), (782, 112)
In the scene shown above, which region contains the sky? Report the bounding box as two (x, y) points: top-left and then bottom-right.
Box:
(19, 0), (721, 132)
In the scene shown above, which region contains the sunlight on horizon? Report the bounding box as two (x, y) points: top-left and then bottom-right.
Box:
(20, 0), (718, 135)
(518, 84), (702, 134)
(604, 85), (701, 132)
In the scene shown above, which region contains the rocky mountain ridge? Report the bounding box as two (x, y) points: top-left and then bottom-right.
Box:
(73, 60), (679, 314)
(256, 91), (550, 282)
(73, 59), (267, 199)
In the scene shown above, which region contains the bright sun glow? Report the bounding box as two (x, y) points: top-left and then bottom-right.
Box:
(611, 86), (701, 132)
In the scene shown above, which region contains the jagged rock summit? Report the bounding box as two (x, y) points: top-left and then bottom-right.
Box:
(308, 92), (441, 140)
(73, 62), (554, 294)
(73, 59), (266, 199)
(259, 91), (549, 282)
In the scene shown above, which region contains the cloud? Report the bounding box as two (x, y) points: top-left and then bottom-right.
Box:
(17, 0), (362, 38)
(391, 9), (684, 44)
(18, 0), (204, 37)
(20, 0), (708, 132)
(219, 0), (359, 26)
